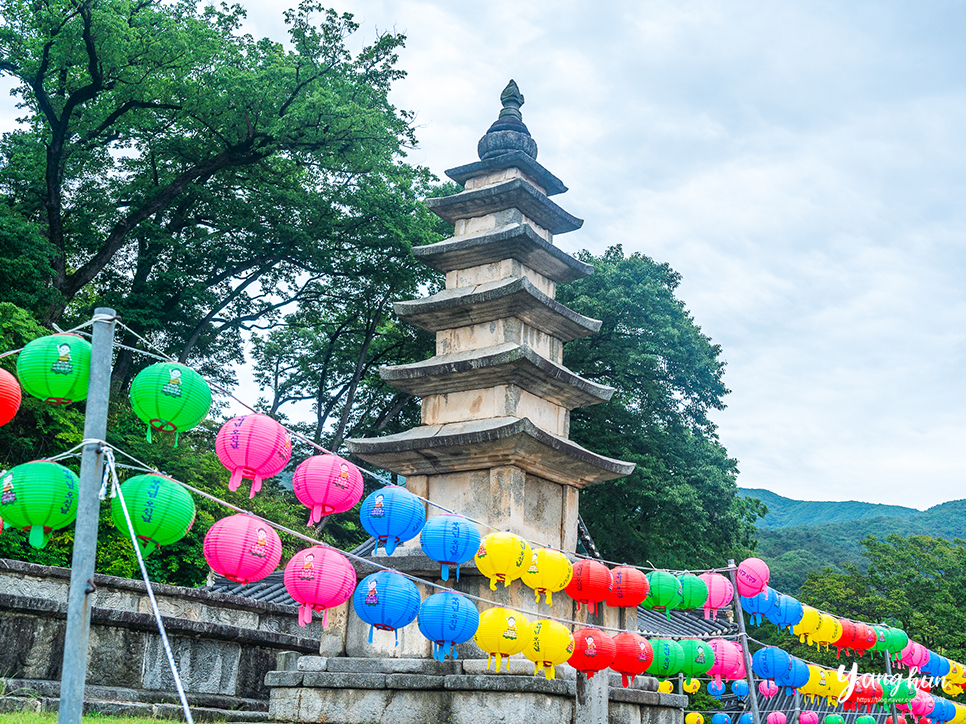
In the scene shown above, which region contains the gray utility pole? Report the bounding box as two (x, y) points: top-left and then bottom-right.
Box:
(728, 559), (763, 724)
(58, 308), (116, 724)
(884, 644), (899, 724)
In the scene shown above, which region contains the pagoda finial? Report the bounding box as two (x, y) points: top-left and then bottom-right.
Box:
(478, 79), (538, 161)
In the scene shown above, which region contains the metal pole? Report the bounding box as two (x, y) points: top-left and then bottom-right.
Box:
(729, 559), (763, 724)
(884, 647), (899, 724)
(794, 688), (801, 724)
(58, 308), (116, 724)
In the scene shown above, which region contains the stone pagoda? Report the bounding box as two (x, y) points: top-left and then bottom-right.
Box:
(347, 79), (635, 552)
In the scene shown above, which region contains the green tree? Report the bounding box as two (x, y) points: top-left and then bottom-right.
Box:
(557, 245), (762, 568)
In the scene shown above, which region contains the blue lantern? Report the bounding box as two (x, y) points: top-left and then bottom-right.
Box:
(712, 714), (731, 724)
(753, 646), (791, 681)
(708, 680), (726, 698)
(360, 485), (426, 556)
(774, 656), (809, 694)
(740, 715), (753, 724)
(732, 680), (749, 697)
(765, 593), (804, 631)
(921, 651), (951, 679)
(352, 571), (420, 644)
(419, 514), (481, 581)
(418, 591), (479, 661)
(741, 586), (778, 625)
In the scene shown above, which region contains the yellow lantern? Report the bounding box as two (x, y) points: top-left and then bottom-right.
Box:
(521, 548), (573, 604)
(686, 714), (705, 724)
(811, 615), (843, 651)
(826, 667), (849, 704)
(792, 606), (821, 645)
(658, 680), (674, 693)
(683, 678), (701, 693)
(948, 660), (966, 685)
(948, 703), (966, 724)
(522, 619), (574, 680)
(944, 679), (964, 698)
(474, 607), (531, 672)
(474, 532), (532, 591)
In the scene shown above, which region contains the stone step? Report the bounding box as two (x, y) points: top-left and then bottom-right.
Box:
(0, 694), (272, 721)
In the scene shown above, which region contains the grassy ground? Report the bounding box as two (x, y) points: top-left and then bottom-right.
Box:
(0, 715), (162, 724)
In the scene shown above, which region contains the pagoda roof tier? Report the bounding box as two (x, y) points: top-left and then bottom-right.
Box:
(379, 342), (614, 409)
(445, 150), (568, 196)
(393, 276), (601, 341)
(424, 178), (583, 235)
(345, 416), (635, 488)
(413, 222), (593, 284)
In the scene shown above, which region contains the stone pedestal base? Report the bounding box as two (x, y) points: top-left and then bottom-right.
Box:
(267, 657), (687, 724)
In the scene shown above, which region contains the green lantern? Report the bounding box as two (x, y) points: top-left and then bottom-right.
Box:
(679, 638), (715, 678)
(111, 474), (196, 556)
(856, 717), (876, 724)
(16, 334), (92, 404)
(886, 628), (909, 658)
(0, 461), (79, 548)
(676, 573), (709, 611)
(645, 571), (682, 619)
(648, 639), (685, 678)
(824, 716), (845, 724)
(129, 362), (212, 444)
(870, 625), (890, 652)
(880, 677), (916, 706)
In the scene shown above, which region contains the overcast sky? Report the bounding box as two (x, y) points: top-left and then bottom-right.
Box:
(5, 1), (965, 508)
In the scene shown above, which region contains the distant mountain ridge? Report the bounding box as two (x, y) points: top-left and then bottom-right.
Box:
(739, 488), (920, 529)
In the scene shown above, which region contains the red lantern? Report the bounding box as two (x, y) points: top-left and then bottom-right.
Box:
(853, 623), (878, 656)
(610, 632), (653, 688)
(843, 678), (883, 712)
(834, 619), (860, 658)
(565, 560), (613, 615)
(0, 369), (21, 426)
(887, 717), (908, 724)
(569, 627), (617, 679)
(203, 514), (282, 583)
(606, 566), (649, 608)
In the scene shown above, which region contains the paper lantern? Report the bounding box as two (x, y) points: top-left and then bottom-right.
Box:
(523, 619), (574, 680)
(110, 474), (196, 555)
(760, 680), (780, 697)
(921, 651), (952, 679)
(842, 676), (882, 712)
(901, 640), (930, 673)
(700, 572), (734, 620)
(766, 593), (804, 631)
(912, 693), (936, 718)
(0, 461), (78, 548)
(836, 621), (877, 658)
(753, 646), (792, 681)
(732, 680), (749, 697)
(712, 714), (730, 724)
(129, 362), (211, 444)
(856, 717), (876, 724)
(684, 678), (701, 693)
(569, 627), (616, 679)
(871, 625), (892, 653)
(742, 587), (779, 626)
(418, 591), (479, 661)
(882, 678), (917, 705)
(283, 546), (355, 628)
(679, 639), (715, 678)
(887, 629), (910, 659)
(728, 642), (747, 680)
(565, 560), (613, 614)
(292, 454), (364, 525)
(352, 571), (420, 645)
(520, 547), (573, 604)
(708, 680), (726, 698)
(215, 414), (291, 498)
(474, 607), (531, 672)
(606, 566), (649, 608)
(361, 485), (426, 556)
(887, 717), (909, 724)
(649, 639), (685, 678)
(474, 531), (531, 590)
(0, 368), (21, 426)
(933, 699), (957, 724)
(793, 606), (822, 645)
(708, 638), (741, 685)
(203, 514), (281, 583)
(677, 573), (709, 611)
(824, 716), (845, 724)
(740, 716), (753, 724)
(736, 557), (770, 597)
(420, 514), (481, 582)
(767, 714), (787, 724)
(16, 333), (91, 404)
(810, 615), (843, 651)
(644, 570), (681, 617)
(800, 713), (819, 724)
(610, 632), (653, 688)
(658, 680), (674, 693)
(686, 714), (704, 724)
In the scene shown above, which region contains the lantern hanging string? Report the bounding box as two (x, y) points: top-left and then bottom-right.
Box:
(104, 446), (194, 724)
(105, 318), (734, 577)
(46, 436), (742, 640)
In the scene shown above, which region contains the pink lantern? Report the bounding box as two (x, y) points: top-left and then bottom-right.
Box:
(203, 514), (282, 583)
(901, 641), (930, 673)
(283, 546), (357, 628)
(736, 557), (770, 598)
(700, 572), (735, 620)
(292, 454), (364, 524)
(728, 642), (746, 679)
(911, 692), (935, 719)
(799, 712), (819, 724)
(709, 638), (742, 685)
(760, 680), (780, 698)
(767, 713), (787, 724)
(216, 414), (291, 498)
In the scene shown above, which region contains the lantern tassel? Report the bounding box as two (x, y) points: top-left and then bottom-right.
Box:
(249, 475), (263, 499)
(146, 425), (152, 443)
(174, 431), (179, 448)
(368, 624), (374, 644)
(455, 564), (461, 582)
(441, 563), (450, 581)
(321, 609), (328, 629)
(311, 505), (322, 525)
(384, 537), (398, 556)
(28, 525), (48, 549)
(547, 590), (553, 605)
(228, 468), (244, 492)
